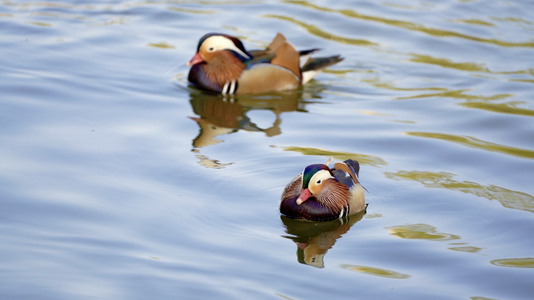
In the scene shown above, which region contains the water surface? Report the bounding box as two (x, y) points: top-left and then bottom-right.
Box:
(1, 0), (534, 299)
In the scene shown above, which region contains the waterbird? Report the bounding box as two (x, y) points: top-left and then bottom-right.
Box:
(280, 157), (367, 221)
(186, 32), (343, 95)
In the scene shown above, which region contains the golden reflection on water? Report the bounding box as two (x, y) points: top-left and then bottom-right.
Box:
(167, 7), (216, 14)
(470, 297), (498, 300)
(490, 257), (534, 268)
(448, 245), (483, 253)
(491, 16), (533, 25)
(340, 264), (410, 279)
(510, 79), (534, 84)
(361, 76), (534, 116)
(361, 77), (448, 93)
(3, 1), (72, 9)
(411, 53), (534, 77)
(451, 19), (495, 27)
(264, 14), (377, 47)
(28, 21), (52, 27)
(282, 146), (387, 167)
(396, 88), (512, 101)
(147, 42), (175, 49)
(30, 11), (90, 22)
(284, 0), (534, 48)
(397, 89), (534, 117)
(460, 100), (534, 117)
(387, 224), (486, 255)
(385, 170), (534, 213)
(409, 54), (490, 72)
(406, 132), (534, 159)
(386, 84), (534, 116)
(387, 224), (460, 241)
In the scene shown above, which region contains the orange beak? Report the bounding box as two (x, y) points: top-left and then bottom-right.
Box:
(296, 188), (312, 205)
(186, 53), (204, 67)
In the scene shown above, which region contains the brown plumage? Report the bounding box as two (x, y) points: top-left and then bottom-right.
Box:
(187, 33), (343, 95)
(280, 158), (367, 221)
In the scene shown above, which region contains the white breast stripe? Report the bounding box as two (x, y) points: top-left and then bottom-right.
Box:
(229, 80), (237, 95)
(222, 81), (230, 95)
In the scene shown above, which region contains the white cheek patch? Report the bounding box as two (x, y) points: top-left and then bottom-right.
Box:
(203, 36), (251, 59)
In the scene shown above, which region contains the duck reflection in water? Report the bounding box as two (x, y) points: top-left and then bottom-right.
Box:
(188, 86), (324, 148)
(281, 210), (366, 268)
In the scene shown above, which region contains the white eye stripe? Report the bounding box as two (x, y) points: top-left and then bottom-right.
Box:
(203, 36), (251, 59)
(310, 170), (333, 186)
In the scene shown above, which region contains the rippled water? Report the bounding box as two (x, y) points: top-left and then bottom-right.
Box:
(1, 0), (533, 299)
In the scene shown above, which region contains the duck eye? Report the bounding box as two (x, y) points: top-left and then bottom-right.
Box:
(208, 47), (215, 52)
(316, 179), (322, 184)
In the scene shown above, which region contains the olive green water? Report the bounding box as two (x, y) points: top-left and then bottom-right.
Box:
(1, 1), (533, 299)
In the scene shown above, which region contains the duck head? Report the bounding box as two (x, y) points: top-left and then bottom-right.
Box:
(186, 33), (252, 67)
(296, 164), (335, 205)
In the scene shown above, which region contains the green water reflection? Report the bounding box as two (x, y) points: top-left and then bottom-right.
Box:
(385, 170), (534, 213)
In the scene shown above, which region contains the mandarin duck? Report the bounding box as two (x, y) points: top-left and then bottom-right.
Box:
(186, 32), (343, 95)
(280, 157), (367, 221)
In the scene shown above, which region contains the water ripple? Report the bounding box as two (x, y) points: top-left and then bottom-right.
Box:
(281, 146), (388, 167)
(263, 14), (377, 46)
(285, 0), (534, 48)
(385, 170), (534, 213)
(406, 132), (534, 159)
(341, 264), (411, 279)
(491, 257), (534, 269)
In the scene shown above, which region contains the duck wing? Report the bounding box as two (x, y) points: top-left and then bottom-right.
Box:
(333, 159), (361, 187)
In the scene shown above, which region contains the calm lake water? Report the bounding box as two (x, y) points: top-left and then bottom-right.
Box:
(1, 0), (534, 299)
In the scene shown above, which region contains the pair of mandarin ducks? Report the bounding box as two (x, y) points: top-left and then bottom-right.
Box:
(187, 33), (366, 221)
